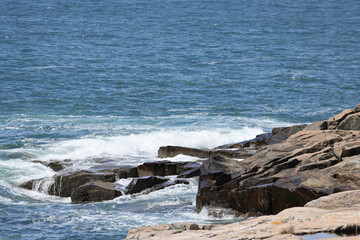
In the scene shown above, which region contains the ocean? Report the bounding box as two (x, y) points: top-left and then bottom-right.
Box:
(0, 0), (359, 239)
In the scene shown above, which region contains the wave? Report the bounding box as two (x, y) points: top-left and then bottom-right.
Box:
(27, 127), (264, 162)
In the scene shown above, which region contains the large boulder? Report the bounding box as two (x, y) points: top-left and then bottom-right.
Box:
(71, 181), (122, 203)
(21, 170), (116, 197)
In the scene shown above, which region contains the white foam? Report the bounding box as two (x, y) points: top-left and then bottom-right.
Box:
(0, 159), (54, 185)
(30, 127), (263, 163)
(0, 179), (70, 203)
(0, 196), (12, 204)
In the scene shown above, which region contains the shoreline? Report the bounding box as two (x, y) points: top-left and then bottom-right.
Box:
(125, 102), (360, 239)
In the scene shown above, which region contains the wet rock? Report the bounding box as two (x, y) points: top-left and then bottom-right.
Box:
(177, 168), (200, 178)
(143, 179), (190, 194)
(115, 166), (138, 178)
(158, 146), (210, 159)
(137, 161), (193, 177)
(20, 170), (116, 197)
(32, 159), (72, 172)
(126, 176), (169, 194)
(54, 171), (116, 197)
(196, 156), (246, 211)
(71, 181), (122, 203)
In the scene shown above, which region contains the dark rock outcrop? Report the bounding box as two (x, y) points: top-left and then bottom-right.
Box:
(21, 160), (201, 203)
(126, 176), (170, 194)
(71, 181), (122, 203)
(137, 161), (192, 177)
(158, 134), (271, 161)
(21, 170), (116, 197)
(196, 103), (360, 215)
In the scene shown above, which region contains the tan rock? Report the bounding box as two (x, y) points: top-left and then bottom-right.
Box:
(125, 206), (360, 239)
(337, 112), (360, 130)
(327, 109), (354, 129)
(354, 102), (360, 112)
(305, 190), (360, 209)
(302, 121), (327, 131)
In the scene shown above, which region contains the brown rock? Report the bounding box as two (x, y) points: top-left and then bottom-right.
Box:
(196, 130), (360, 215)
(302, 121), (328, 131)
(137, 161), (191, 177)
(20, 170), (116, 197)
(70, 181), (122, 203)
(268, 124), (307, 145)
(333, 140), (360, 160)
(116, 166), (138, 178)
(196, 156), (246, 211)
(177, 168), (200, 178)
(214, 133), (271, 150)
(209, 149), (255, 159)
(327, 109), (354, 129)
(337, 112), (360, 130)
(355, 102), (360, 112)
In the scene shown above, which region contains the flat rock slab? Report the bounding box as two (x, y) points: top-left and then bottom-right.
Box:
(305, 190), (360, 210)
(125, 206), (360, 239)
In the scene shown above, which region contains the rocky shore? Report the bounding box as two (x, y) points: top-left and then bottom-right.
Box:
(20, 103), (360, 239)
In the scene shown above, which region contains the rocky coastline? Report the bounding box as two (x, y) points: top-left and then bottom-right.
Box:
(20, 103), (360, 239)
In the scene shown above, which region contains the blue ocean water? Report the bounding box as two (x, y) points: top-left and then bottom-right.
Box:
(0, 0), (359, 239)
